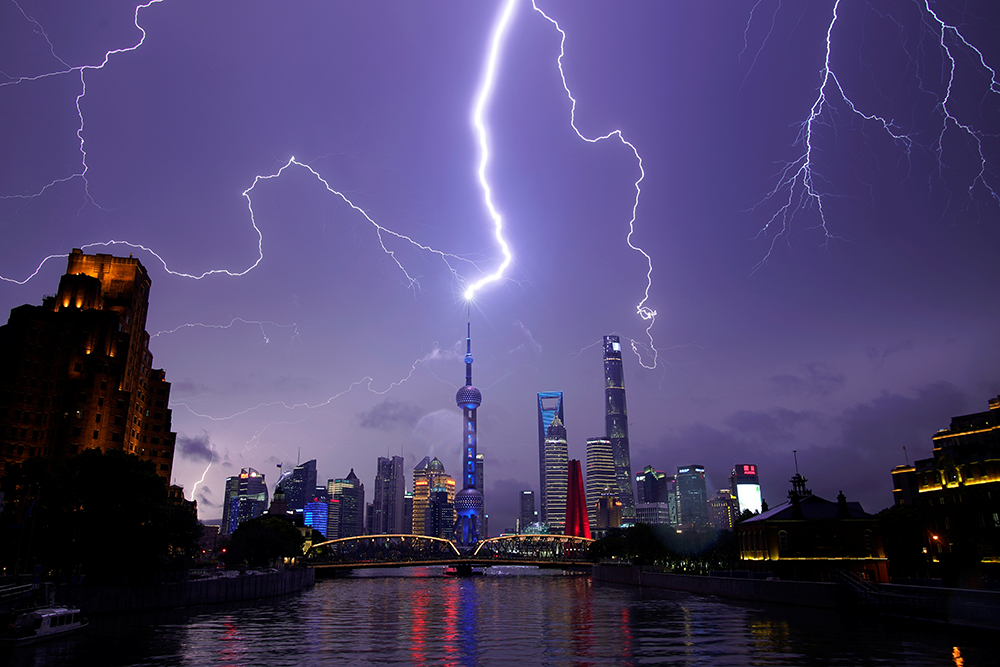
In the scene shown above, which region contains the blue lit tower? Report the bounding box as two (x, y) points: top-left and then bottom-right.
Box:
(537, 391), (564, 524)
(454, 319), (485, 547)
(604, 335), (636, 521)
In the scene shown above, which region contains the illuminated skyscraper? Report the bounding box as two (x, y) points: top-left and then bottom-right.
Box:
(518, 490), (536, 533)
(537, 391), (564, 524)
(372, 455), (406, 534)
(730, 464), (763, 515)
(565, 459), (591, 538)
(542, 416), (568, 533)
(586, 437), (615, 531)
(595, 486), (622, 536)
(454, 319), (485, 547)
(411, 457), (455, 535)
(220, 468), (269, 535)
(0, 249), (176, 479)
(636, 465), (669, 504)
(285, 459), (317, 513)
(603, 335), (635, 521)
(331, 469), (365, 538)
(676, 464), (710, 529)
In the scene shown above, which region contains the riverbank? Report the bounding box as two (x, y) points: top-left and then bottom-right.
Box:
(592, 564), (1000, 630)
(55, 567), (315, 615)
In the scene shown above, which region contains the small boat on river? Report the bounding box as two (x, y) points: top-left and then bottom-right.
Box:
(1, 606), (88, 646)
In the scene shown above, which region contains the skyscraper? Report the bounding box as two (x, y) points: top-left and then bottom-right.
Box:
(518, 490), (536, 533)
(411, 456), (454, 535)
(220, 468), (269, 535)
(676, 465), (710, 529)
(285, 459), (317, 513)
(730, 464), (763, 515)
(331, 469), (365, 538)
(454, 319), (485, 547)
(542, 416), (568, 533)
(372, 455), (406, 534)
(0, 249), (177, 479)
(537, 391), (564, 525)
(603, 335), (635, 521)
(565, 459), (591, 538)
(586, 437), (615, 531)
(636, 465), (669, 504)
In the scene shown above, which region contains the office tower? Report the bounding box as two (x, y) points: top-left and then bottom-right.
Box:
(708, 489), (740, 530)
(331, 469), (365, 538)
(565, 459), (591, 538)
(636, 465), (669, 504)
(730, 464), (763, 515)
(268, 483), (288, 515)
(454, 319), (486, 547)
(665, 475), (678, 527)
(304, 498), (332, 538)
(541, 416), (569, 533)
(411, 457), (455, 535)
(426, 487), (455, 538)
(475, 453), (485, 497)
(595, 486), (622, 537)
(403, 491), (413, 533)
(537, 391), (564, 525)
(635, 503), (672, 526)
(586, 437), (615, 530)
(285, 460), (317, 513)
(676, 465), (710, 529)
(518, 490), (536, 533)
(0, 249), (177, 479)
(372, 455), (405, 534)
(220, 468), (269, 535)
(603, 335), (635, 521)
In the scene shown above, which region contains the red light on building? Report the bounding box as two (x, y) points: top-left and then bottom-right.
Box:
(565, 459), (591, 539)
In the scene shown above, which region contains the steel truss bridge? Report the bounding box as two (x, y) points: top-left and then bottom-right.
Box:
(306, 534), (594, 570)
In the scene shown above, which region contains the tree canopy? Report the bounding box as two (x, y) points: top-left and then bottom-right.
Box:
(224, 515), (304, 568)
(0, 449), (201, 583)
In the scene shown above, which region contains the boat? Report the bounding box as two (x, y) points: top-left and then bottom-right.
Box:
(1, 606), (88, 646)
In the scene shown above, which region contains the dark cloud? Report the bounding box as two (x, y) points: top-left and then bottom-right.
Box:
(724, 408), (825, 443)
(770, 363), (845, 397)
(487, 477), (535, 534)
(359, 399), (424, 431)
(866, 339), (915, 368)
(177, 432), (214, 463)
(196, 487), (218, 508)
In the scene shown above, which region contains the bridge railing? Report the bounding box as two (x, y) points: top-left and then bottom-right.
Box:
(307, 534), (462, 564)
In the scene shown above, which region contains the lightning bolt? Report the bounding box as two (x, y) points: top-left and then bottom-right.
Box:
(748, 0), (1000, 270)
(530, 1), (658, 370)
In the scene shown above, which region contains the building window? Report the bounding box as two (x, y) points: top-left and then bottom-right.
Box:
(93, 430), (99, 440)
(778, 530), (788, 552)
(864, 530), (873, 553)
(95, 413), (101, 423)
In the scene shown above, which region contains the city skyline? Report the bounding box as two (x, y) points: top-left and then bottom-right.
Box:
(3, 1), (1000, 534)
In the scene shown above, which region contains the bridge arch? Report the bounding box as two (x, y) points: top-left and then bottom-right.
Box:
(471, 534), (594, 562)
(307, 534), (462, 566)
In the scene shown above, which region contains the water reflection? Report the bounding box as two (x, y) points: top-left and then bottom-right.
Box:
(1, 568), (991, 666)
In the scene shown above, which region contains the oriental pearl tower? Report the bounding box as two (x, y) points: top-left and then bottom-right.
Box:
(454, 317), (485, 548)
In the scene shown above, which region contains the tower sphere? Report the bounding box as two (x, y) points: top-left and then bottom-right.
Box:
(456, 385), (482, 410)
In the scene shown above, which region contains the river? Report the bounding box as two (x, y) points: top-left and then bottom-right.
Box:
(3, 567), (990, 666)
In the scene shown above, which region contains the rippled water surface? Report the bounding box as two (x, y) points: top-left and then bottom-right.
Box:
(4, 567), (990, 666)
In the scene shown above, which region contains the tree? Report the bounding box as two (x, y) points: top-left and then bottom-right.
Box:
(0, 449), (201, 583)
(224, 515), (304, 568)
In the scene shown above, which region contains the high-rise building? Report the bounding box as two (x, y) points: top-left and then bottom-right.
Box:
(542, 416), (568, 533)
(403, 491), (413, 533)
(454, 320), (485, 547)
(636, 465), (670, 504)
(586, 437), (615, 530)
(603, 335), (635, 521)
(676, 465), (710, 529)
(565, 459), (591, 538)
(636, 503), (672, 527)
(304, 498), (334, 538)
(665, 475), (678, 527)
(730, 464), (763, 515)
(331, 469), (365, 538)
(0, 249), (177, 479)
(411, 457), (454, 535)
(372, 455), (405, 534)
(595, 486), (622, 537)
(475, 453), (484, 497)
(537, 391), (564, 525)
(285, 460), (317, 513)
(221, 468), (269, 535)
(518, 490), (536, 533)
(426, 488), (454, 539)
(708, 489), (740, 530)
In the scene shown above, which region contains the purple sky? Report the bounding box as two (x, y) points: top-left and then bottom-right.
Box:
(3, 1), (999, 533)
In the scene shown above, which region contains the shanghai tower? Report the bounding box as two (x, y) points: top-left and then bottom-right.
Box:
(454, 318), (485, 547)
(604, 335), (635, 521)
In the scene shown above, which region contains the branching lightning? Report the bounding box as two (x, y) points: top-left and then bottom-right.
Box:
(530, 1), (659, 370)
(748, 0), (1000, 270)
